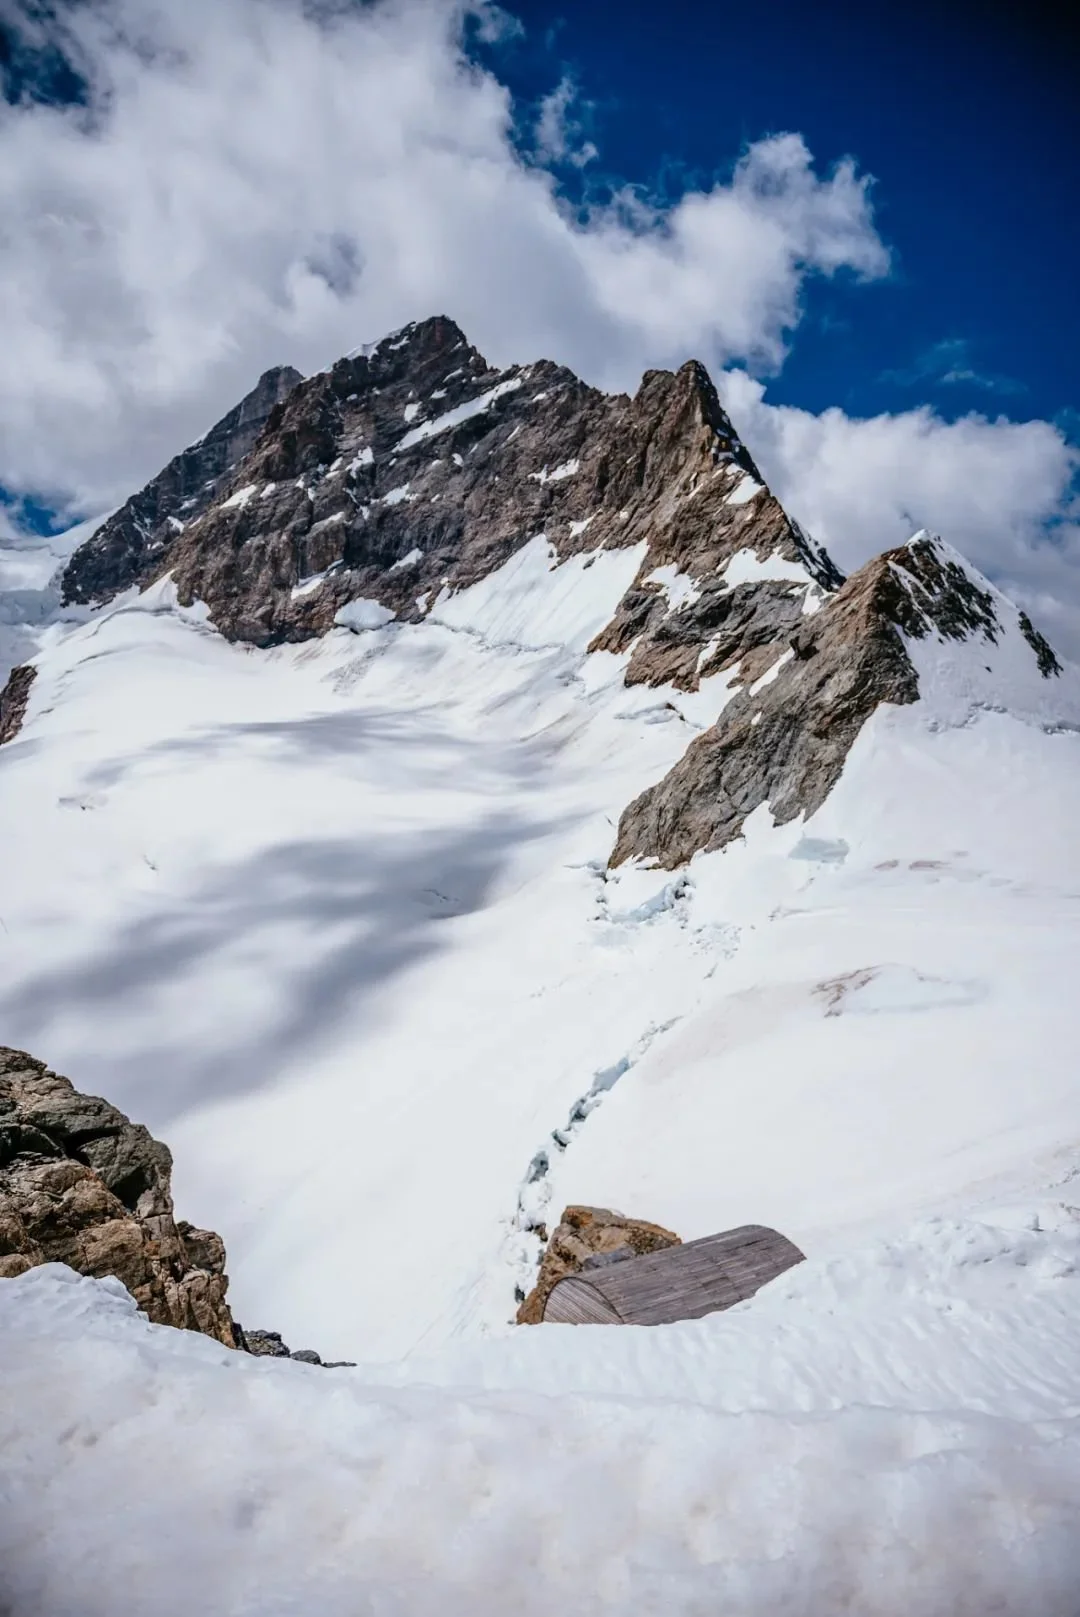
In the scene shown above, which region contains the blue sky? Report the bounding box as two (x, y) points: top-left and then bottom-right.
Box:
(483, 0), (1077, 428)
(8, 0), (1072, 432)
(1, 0), (1077, 649)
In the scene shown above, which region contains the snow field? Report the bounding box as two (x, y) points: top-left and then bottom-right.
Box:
(0, 556), (747, 1358)
(3, 524), (1080, 1611)
(2, 538), (1080, 1364)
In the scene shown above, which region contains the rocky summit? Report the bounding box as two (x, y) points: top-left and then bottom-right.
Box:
(52, 315), (1064, 870)
(60, 315), (840, 666)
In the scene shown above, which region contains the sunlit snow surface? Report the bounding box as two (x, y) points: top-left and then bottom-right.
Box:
(2, 527), (1080, 1613)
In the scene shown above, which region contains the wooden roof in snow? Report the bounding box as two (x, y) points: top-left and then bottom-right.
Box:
(542, 1224), (805, 1326)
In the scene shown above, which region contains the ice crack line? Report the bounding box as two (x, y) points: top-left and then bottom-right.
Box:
(507, 1016), (682, 1305)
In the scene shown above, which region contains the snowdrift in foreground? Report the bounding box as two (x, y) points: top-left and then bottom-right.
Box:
(2, 1209), (1080, 1617)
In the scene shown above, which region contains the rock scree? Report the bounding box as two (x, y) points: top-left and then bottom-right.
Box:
(233, 1326), (356, 1368)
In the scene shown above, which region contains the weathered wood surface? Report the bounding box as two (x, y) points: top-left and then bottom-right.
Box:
(542, 1225), (805, 1326)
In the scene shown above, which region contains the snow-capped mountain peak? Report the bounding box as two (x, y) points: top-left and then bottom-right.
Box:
(1, 316), (1076, 1365)
(41, 322), (1074, 881)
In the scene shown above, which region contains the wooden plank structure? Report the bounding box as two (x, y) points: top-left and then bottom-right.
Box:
(542, 1224), (805, 1326)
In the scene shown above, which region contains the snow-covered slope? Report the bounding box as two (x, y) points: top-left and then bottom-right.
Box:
(0, 514), (102, 684)
(1, 517), (1078, 1362)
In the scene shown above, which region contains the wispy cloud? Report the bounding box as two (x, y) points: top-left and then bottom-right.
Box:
(882, 338), (1025, 397)
(533, 75), (598, 168)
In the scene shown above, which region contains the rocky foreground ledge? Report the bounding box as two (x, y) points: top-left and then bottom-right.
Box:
(0, 1047), (346, 1362)
(0, 1046), (237, 1344)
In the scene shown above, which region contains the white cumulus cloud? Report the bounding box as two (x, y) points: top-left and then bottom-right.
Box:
(722, 371), (1080, 654)
(0, 0), (885, 513)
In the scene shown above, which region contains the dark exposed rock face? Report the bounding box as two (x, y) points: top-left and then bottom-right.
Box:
(611, 533), (1060, 868)
(0, 1047), (236, 1345)
(0, 663), (36, 744)
(517, 1204), (680, 1325)
(1018, 612), (1062, 678)
(237, 1326), (293, 1358)
(611, 551), (919, 868)
(62, 364), (303, 605)
(61, 316), (837, 660)
(596, 576), (814, 694)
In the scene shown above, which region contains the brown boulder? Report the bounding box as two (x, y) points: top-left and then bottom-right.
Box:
(0, 1046), (236, 1345)
(517, 1205), (681, 1325)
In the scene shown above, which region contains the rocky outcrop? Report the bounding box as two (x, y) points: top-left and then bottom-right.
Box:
(0, 1047), (236, 1345)
(611, 533), (1062, 868)
(1018, 611), (1062, 678)
(517, 1204), (680, 1325)
(62, 364), (303, 605)
(594, 574), (815, 693)
(611, 549), (919, 867)
(233, 1325), (355, 1368)
(0, 663), (36, 744)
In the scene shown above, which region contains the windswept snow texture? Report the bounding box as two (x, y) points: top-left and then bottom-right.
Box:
(396, 376), (524, 451)
(2, 1217), (1080, 1616)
